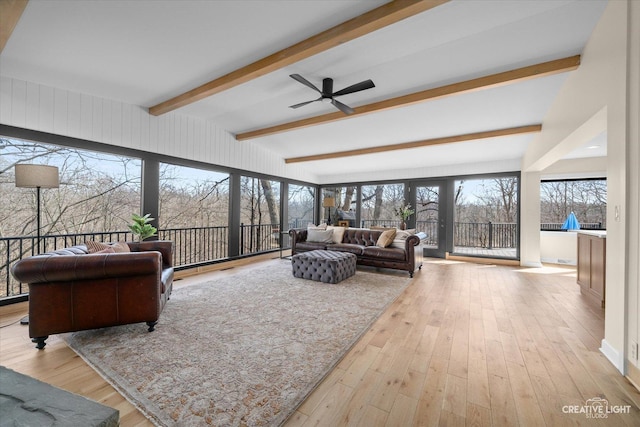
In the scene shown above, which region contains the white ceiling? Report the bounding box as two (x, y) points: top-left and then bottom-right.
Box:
(1, 0), (608, 181)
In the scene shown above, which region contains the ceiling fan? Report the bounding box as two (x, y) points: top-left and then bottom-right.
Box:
(288, 74), (375, 115)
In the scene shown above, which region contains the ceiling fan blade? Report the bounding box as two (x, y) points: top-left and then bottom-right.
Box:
(331, 99), (355, 115)
(289, 98), (320, 109)
(333, 79), (375, 97)
(289, 74), (321, 94)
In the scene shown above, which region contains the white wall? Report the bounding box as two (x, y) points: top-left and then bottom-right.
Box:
(540, 231), (577, 265)
(318, 158), (522, 184)
(521, 0), (633, 373)
(626, 0), (640, 377)
(0, 76), (319, 183)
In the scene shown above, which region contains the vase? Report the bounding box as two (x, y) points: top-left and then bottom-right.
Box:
(400, 221), (406, 230)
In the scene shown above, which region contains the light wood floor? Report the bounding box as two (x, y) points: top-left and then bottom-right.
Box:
(1, 258), (639, 426)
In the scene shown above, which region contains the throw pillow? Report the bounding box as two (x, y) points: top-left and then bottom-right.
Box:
(93, 247), (115, 254)
(327, 226), (346, 244)
(390, 229), (416, 249)
(306, 229), (334, 244)
(85, 240), (110, 253)
(85, 240), (131, 253)
(376, 228), (397, 248)
(112, 241), (131, 253)
(307, 223), (327, 230)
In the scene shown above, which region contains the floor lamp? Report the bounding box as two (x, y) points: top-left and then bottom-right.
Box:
(323, 197), (335, 225)
(15, 164), (59, 325)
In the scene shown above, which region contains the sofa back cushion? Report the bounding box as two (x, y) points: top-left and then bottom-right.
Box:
(342, 228), (383, 247)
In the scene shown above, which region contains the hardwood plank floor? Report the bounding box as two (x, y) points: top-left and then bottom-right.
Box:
(1, 258), (639, 426)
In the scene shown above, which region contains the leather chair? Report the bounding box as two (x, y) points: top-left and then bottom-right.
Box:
(10, 241), (174, 349)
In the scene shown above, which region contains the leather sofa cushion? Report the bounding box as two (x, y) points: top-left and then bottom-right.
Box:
(362, 246), (406, 261)
(296, 242), (327, 252)
(328, 243), (365, 256)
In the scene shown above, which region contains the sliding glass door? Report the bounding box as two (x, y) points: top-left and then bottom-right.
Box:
(414, 181), (446, 258)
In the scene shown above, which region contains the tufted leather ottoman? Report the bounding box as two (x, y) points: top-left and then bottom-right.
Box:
(291, 250), (357, 284)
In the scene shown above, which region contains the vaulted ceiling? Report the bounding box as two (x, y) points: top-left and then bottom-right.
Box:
(0, 0), (608, 182)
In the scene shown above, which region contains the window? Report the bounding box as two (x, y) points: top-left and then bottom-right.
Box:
(288, 184), (315, 229)
(1, 136), (141, 238)
(360, 184), (404, 228)
(159, 163), (230, 263)
(240, 177), (280, 254)
(540, 179), (606, 230)
(322, 186), (356, 226)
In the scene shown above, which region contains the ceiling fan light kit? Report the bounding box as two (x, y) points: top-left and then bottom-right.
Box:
(289, 74), (375, 115)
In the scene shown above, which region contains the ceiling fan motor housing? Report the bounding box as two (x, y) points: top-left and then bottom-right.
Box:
(322, 78), (334, 98)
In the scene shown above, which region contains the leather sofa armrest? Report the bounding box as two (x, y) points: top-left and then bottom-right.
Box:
(127, 240), (174, 268)
(289, 229), (307, 254)
(289, 228), (308, 242)
(405, 235), (420, 253)
(11, 252), (161, 284)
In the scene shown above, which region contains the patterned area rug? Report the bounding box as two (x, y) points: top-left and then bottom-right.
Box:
(65, 260), (411, 426)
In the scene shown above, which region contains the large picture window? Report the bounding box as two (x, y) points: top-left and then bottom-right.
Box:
(159, 163), (230, 264)
(540, 178), (606, 230)
(288, 184), (315, 229)
(322, 186), (356, 226)
(240, 177), (280, 254)
(360, 184), (404, 228)
(1, 137), (141, 239)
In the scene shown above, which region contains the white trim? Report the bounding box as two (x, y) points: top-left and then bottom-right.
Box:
(600, 339), (625, 374)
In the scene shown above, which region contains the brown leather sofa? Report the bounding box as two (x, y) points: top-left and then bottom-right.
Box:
(10, 241), (174, 349)
(289, 228), (421, 277)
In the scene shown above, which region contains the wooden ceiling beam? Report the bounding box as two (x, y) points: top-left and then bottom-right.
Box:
(149, 0), (449, 116)
(237, 55), (580, 141)
(284, 124), (542, 163)
(0, 0), (28, 54)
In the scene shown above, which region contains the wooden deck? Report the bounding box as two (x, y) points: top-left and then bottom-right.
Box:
(453, 247), (518, 258)
(1, 257), (639, 426)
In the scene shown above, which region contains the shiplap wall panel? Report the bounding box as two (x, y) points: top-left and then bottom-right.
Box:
(91, 97), (102, 143)
(122, 103), (133, 149)
(140, 106), (150, 153)
(39, 85), (54, 133)
(26, 82), (39, 130)
(0, 77), (11, 124)
(11, 79), (26, 128)
(53, 88), (68, 136)
(1, 76), (316, 182)
(81, 94), (93, 141)
(101, 98), (112, 145)
(67, 92), (81, 140)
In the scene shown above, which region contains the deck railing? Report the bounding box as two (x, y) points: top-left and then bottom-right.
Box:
(1, 219), (605, 300)
(1, 223), (297, 300)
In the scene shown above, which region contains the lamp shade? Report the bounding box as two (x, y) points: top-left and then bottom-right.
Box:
(323, 197), (336, 208)
(15, 164), (59, 188)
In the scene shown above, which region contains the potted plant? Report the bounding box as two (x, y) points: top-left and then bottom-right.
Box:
(128, 213), (158, 241)
(394, 203), (415, 230)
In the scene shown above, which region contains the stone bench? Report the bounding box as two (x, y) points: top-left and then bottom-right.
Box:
(0, 365), (119, 426)
(291, 249), (357, 284)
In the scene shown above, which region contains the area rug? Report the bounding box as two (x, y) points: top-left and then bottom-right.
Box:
(65, 260), (411, 426)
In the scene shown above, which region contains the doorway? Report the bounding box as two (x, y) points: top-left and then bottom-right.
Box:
(413, 181), (447, 258)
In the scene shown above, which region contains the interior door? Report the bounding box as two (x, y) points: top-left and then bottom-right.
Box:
(414, 182), (446, 258)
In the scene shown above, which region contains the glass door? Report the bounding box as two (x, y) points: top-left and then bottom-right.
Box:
(414, 182), (446, 258)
